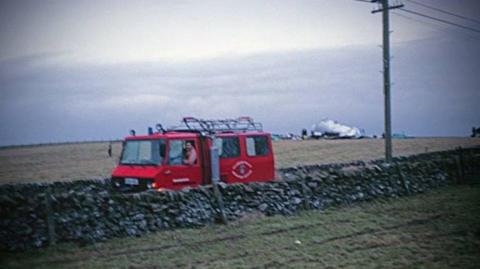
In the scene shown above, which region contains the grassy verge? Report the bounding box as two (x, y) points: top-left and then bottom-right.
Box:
(1, 184), (479, 268)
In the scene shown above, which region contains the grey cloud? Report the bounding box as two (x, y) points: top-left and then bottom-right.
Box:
(1, 37), (479, 145)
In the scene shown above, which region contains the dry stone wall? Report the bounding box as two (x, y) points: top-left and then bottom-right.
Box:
(1, 147), (478, 251)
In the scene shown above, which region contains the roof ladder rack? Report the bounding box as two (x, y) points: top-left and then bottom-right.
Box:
(178, 116), (263, 133)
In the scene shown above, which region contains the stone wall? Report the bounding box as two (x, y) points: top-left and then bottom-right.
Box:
(1, 147), (478, 251)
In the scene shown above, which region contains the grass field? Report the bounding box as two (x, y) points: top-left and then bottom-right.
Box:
(1, 184), (479, 268)
(0, 138), (479, 184)
(0, 138), (480, 184)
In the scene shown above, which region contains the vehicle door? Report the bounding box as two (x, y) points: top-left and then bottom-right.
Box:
(243, 135), (274, 182)
(161, 138), (202, 190)
(214, 136), (242, 183)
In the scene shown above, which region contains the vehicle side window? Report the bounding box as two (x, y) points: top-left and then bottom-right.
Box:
(246, 136), (269, 157)
(168, 140), (197, 165)
(168, 140), (184, 165)
(214, 137), (240, 158)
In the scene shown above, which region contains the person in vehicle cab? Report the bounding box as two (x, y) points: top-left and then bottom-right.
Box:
(183, 141), (197, 165)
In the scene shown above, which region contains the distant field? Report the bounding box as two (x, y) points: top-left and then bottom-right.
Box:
(0, 137), (478, 185)
(273, 137), (480, 168)
(2, 184), (479, 268)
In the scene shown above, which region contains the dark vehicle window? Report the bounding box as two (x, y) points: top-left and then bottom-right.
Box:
(246, 136), (269, 157)
(214, 137), (240, 158)
(168, 140), (197, 165)
(121, 139), (166, 165)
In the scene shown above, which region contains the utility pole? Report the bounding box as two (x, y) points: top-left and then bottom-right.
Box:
(371, 0), (404, 162)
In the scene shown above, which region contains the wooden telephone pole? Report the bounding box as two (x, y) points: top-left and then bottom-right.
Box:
(371, 0), (404, 162)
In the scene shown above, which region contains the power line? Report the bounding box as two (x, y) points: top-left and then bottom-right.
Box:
(392, 11), (440, 29)
(399, 8), (480, 34)
(392, 11), (480, 41)
(405, 0), (480, 25)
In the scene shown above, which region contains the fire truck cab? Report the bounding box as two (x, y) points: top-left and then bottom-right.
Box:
(111, 117), (275, 191)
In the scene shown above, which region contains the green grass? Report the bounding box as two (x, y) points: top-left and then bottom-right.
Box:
(2, 184), (480, 268)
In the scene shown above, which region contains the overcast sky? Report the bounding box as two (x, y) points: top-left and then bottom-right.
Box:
(1, 0), (479, 145)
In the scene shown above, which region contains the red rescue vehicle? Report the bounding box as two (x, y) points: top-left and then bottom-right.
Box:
(111, 117), (275, 191)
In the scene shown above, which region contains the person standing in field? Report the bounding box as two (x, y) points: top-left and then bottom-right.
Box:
(183, 142), (197, 165)
(108, 142), (112, 157)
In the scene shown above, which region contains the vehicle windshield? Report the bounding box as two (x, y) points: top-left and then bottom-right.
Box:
(120, 139), (166, 165)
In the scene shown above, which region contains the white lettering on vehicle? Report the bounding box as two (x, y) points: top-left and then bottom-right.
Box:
(173, 178), (190, 183)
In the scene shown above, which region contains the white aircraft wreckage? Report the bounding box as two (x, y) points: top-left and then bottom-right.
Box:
(311, 119), (365, 139)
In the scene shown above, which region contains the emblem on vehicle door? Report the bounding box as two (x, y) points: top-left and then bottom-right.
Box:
(232, 161), (253, 179)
